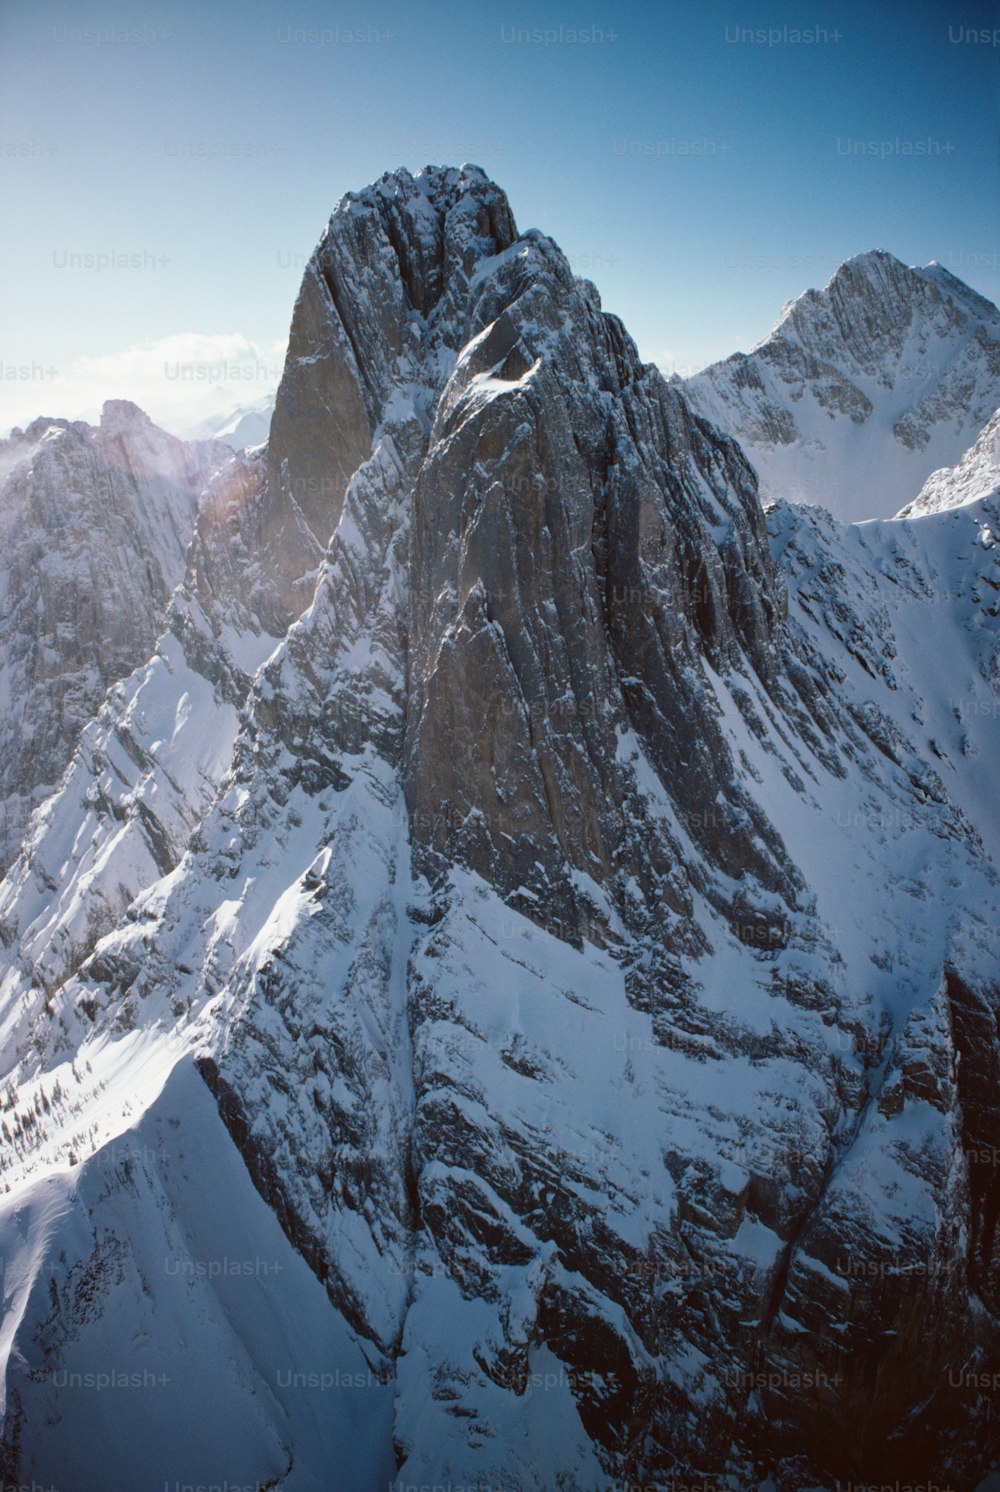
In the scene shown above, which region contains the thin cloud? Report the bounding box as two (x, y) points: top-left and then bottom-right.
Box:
(1, 332), (288, 438)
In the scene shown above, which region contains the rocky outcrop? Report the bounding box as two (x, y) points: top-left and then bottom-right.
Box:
(898, 405), (1000, 517)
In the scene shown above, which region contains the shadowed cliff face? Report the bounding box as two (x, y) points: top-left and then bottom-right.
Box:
(264, 167), (816, 939)
(403, 274), (806, 935)
(262, 168), (519, 614)
(1, 168), (998, 1491)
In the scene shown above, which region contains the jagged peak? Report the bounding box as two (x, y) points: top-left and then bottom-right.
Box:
(322, 162), (515, 242)
(299, 162), (521, 341)
(760, 247), (998, 352)
(99, 397), (156, 432)
(916, 258), (1000, 322)
(338, 161), (499, 204)
(269, 165), (528, 507)
(762, 249), (915, 346)
(2, 415), (74, 446)
(831, 246), (906, 278)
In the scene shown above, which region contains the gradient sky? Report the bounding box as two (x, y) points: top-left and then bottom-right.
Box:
(1, 0), (998, 433)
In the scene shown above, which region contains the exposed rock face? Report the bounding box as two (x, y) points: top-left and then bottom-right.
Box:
(0, 169), (997, 1492)
(0, 401), (228, 872)
(685, 249), (1000, 521)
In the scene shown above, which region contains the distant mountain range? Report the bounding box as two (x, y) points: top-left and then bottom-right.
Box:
(182, 393), (275, 451)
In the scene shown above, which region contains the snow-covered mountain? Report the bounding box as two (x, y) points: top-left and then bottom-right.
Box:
(0, 168), (997, 1491)
(0, 401), (228, 873)
(685, 250), (1000, 523)
(182, 393), (275, 451)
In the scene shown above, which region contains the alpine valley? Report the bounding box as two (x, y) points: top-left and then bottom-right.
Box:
(0, 166), (997, 1491)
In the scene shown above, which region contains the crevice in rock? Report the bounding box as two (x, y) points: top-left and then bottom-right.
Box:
(318, 261), (378, 416)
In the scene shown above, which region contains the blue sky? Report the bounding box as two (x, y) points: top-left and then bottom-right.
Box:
(1, 0), (998, 432)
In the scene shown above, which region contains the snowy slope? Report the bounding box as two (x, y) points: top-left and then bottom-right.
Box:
(898, 406), (1000, 518)
(0, 168), (997, 1490)
(768, 491), (1000, 864)
(685, 251), (1000, 523)
(0, 1062), (396, 1492)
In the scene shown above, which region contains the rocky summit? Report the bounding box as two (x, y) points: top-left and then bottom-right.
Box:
(0, 166), (997, 1490)
(685, 248), (1000, 522)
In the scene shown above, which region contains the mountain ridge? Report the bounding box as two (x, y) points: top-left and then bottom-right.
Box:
(0, 400), (229, 873)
